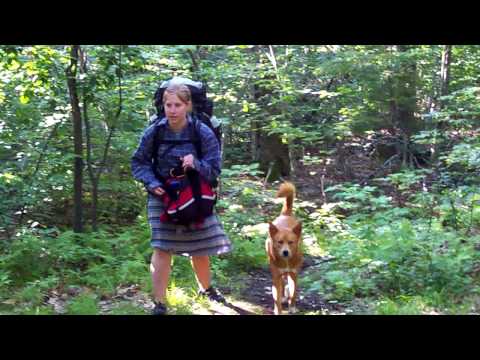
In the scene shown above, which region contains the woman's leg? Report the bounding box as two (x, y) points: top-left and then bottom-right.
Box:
(150, 249), (172, 303)
(190, 255), (211, 291)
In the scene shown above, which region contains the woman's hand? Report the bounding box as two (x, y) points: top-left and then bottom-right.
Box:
(181, 154), (195, 171)
(152, 187), (165, 196)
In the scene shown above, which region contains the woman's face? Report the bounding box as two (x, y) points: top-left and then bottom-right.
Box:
(164, 93), (189, 127)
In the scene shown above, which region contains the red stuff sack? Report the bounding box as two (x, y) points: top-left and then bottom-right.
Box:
(159, 171), (216, 226)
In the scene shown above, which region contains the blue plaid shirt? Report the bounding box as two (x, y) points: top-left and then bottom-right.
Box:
(131, 116), (221, 191)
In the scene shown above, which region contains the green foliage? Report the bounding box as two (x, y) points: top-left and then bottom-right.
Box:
(221, 163), (263, 178)
(305, 178), (480, 310)
(21, 306), (56, 315)
(0, 222), (152, 305)
(375, 297), (425, 315)
(15, 284), (45, 305)
(81, 264), (117, 295)
(165, 284), (197, 315)
(108, 303), (147, 315)
(1, 232), (54, 285)
(66, 293), (99, 315)
(12, 276), (59, 306)
(169, 256), (197, 288)
(382, 169), (430, 191)
(217, 179), (273, 271)
(443, 142), (480, 173)
(326, 183), (393, 217)
(3, 45), (480, 314)
(117, 258), (149, 284)
(0, 270), (12, 291)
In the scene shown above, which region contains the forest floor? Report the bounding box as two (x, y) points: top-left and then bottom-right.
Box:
(39, 223), (353, 316)
(37, 247), (352, 316)
(35, 159), (355, 315)
(9, 138), (472, 315)
(33, 142), (380, 315)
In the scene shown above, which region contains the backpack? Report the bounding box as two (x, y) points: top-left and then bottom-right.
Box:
(158, 167), (216, 226)
(149, 78), (222, 225)
(152, 77), (222, 152)
(151, 77), (221, 188)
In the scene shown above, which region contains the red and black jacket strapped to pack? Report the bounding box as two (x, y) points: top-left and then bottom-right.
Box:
(158, 165), (216, 226)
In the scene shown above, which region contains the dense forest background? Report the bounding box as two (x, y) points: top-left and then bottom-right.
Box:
(1, 45), (480, 315)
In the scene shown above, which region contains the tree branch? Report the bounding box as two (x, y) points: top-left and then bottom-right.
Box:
(18, 123), (60, 227)
(187, 48), (199, 75)
(83, 98), (95, 183)
(79, 46), (96, 184)
(96, 45), (123, 180)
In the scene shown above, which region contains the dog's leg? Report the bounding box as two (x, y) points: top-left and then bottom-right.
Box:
(272, 276), (284, 315)
(282, 278), (289, 305)
(287, 273), (298, 314)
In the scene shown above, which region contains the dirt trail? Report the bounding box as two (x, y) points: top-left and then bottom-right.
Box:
(215, 254), (344, 315)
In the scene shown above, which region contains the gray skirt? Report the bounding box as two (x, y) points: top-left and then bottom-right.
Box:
(147, 193), (233, 257)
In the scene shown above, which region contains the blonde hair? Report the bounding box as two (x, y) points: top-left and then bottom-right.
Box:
(163, 84), (193, 112)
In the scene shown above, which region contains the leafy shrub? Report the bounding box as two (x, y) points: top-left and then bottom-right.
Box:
(108, 303), (148, 315)
(1, 232), (53, 285)
(66, 293), (99, 315)
(375, 297), (425, 315)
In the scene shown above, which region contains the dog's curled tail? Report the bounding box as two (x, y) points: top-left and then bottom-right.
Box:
(277, 181), (296, 216)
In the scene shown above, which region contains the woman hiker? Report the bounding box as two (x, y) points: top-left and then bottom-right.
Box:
(131, 81), (232, 315)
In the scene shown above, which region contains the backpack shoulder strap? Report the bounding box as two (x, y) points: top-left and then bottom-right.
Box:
(153, 116), (204, 167)
(152, 120), (166, 157)
(152, 121), (167, 182)
(191, 115), (203, 159)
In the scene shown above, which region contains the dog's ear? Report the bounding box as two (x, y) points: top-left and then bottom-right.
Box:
(267, 239), (276, 261)
(292, 222), (302, 237)
(269, 222), (279, 238)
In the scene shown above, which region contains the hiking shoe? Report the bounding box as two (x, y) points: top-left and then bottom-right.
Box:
(152, 301), (167, 315)
(198, 287), (226, 304)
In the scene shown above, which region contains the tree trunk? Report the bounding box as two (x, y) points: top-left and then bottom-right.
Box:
(17, 123), (60, 229)
(91, 179), (98, 231)
(187, 47), (200, 79)
(81, 46), (122, 231)
(388, 45), (419, 167)
(251, 117), (260, 162)
(440, 45), (452, 103)
(288, 139), (304, 177)
(254, 45), (291, 182)
(396, 45), (419, 137)
(259, 133), (291, 182)
(66, 45), (83, 233)
(80, 46), (99, 231)
(432, 45), (453, 161)
(83, 102), (98, 231)
(187, 46), (209, 83)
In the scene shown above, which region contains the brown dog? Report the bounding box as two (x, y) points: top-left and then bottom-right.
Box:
(265, 182), (303, 315)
